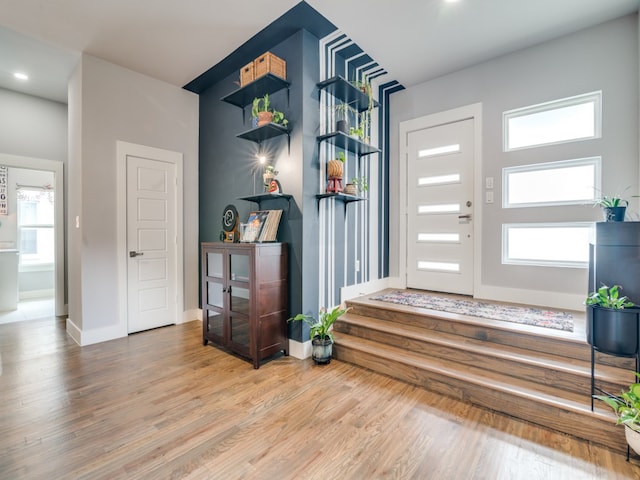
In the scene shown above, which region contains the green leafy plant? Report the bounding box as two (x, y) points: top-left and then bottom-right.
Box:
(272, 110), (288, 127)
(288, 305), (350, 342)
(251, 94), (272, 117)
(351, 176), (368, 193)
(585, 284), (635, 309)
(595, 373), (640, 429)
(594, 196), (628, 208)
(333, 102), (357, 120)
(336, 151), (345, 163)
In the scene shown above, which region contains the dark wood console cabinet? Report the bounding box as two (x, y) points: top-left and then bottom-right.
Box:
(201, 242), (288, 368)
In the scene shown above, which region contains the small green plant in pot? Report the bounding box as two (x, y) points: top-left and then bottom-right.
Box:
(594, 195), (628, 222)
(594, 373), (640, 455)
(288, 305), (350, 364)
(585, 284), (639, 356)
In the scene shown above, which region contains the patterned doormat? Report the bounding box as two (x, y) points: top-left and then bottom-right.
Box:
(369, 291), (574, 332)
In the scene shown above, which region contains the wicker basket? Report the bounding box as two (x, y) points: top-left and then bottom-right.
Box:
(254, 52), (286, 80)
(240, 62), (254, 87)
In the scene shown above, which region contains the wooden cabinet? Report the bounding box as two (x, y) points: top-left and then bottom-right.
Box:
(201, 242), (288, 368)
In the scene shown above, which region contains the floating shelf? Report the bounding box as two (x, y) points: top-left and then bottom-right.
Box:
(221, 74), (290, 109)
(316, 192), (367, 213)
(317, 131), (380, 157)
(238, 193), (293, 211)
(237, 123), (290, 144)
(317, 76), (379, 112)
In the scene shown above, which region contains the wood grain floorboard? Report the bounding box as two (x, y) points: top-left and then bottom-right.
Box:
(0, 317), (639, 479)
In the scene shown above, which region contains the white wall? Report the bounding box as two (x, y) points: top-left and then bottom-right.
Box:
(67, 54), (199, 344)
(389, 14), (639, 309)
(0, 88), (67, 162)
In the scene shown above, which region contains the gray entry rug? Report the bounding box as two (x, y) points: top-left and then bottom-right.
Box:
(369, 290), (574, 332)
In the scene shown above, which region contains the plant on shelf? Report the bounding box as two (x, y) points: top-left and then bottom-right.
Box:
(351, 79), (374, 112)
(594, 194), (629, 222)
(586, 284), (639, 356)
(333, 102), (357, 134)
(351, 176), (368, 193)
(288, 305), (350, 364)
(251, 94), (288, 128)
(327, 151), (345, 193)
(594, 373), (640, 455)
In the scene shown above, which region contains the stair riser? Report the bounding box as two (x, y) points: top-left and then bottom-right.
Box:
(347, 302), (635, 370)
(334, 322), (627, 396)
(334, 344), (627, 454)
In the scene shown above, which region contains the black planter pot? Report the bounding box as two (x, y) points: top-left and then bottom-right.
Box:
(311, 336), (333, 364)
(586, 305), (640, 355)
(336, 120), (349, 134)
(603, 206), (626, 222)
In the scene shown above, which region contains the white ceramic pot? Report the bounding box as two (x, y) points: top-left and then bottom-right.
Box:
(625, 425), (640, 455)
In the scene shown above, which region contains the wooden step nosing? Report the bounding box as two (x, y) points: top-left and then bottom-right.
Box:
(335, 335), (611, 419)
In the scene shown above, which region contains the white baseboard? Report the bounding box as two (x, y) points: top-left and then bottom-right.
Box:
(66, 317), (127, 346)
(475, 285), (585, 311)
(341, 277), (401, 302)
(288, 339), (311, 359)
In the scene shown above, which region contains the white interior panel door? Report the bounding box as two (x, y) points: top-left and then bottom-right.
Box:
(407, 118), (474, 295)
(127, 156), (177, 333)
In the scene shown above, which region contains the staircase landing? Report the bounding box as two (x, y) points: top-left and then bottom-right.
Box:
(334, 289), (635, 454)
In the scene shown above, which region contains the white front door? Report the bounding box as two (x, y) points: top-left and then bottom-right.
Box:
(127, 155), (178, 333)
(406, 118), (475, 295)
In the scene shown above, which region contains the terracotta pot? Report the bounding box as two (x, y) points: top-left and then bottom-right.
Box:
(327, 159), (343, 179)
(257, 111), (273, 127)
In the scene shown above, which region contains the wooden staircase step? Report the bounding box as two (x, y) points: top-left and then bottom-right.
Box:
(346, 296), (636, 370)
(335, 313), (632, 396)
(333, 332), (626, 453)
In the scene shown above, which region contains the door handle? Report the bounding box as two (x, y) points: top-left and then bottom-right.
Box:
(458, 214), (472, 219)
(129, 251), (144, 257)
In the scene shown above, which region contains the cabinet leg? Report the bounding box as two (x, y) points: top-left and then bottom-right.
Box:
(203, 338), (208, 346)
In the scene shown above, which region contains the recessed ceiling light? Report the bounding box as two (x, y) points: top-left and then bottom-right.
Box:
(14, 72), (29, 81)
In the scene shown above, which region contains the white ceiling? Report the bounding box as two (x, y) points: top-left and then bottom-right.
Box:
(0, 0), (637, 104)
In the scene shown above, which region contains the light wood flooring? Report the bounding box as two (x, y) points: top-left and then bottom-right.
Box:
(1, 317), (639, 479)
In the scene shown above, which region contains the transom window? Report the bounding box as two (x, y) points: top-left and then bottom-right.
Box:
(503, 157), (601, 208)
(503, 91), (601, 151)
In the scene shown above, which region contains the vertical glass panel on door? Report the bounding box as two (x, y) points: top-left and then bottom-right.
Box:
(206, 310), (224, 338)
(206, 252), (223, 278)
(207, 282), (224, 309)
(230, 286), (250, 315)
(229, 314), (250, 348)
(230, 253), (250, 282)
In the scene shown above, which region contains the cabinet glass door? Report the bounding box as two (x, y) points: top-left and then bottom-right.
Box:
(206, 251), (224, 278)
(206, 310), (224, 338)
(230, 253), (250, 282)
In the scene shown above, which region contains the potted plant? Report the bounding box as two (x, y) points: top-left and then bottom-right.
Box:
(595, 196), (628, 222)
(345, 175), (368, 196)
(288, 305), (350, 364)
(333, 102), (356, 134)
(251, 94), (273, 127)
(586, 284), (639, 356)
(594, 374), (640, 455)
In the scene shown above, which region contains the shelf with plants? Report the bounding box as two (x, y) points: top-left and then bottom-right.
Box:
(316, 192), (367, 214)
(238, 192), (293, 211)
(316, 75), (379, 112)
(237, 123), (290, 143)
(317, 131), (380, 157)
(221, 73), (290, 110)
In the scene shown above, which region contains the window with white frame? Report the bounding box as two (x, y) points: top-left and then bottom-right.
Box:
(17, 188), (54, 267)
(503, 157), (601, 208)
(503, 91), (601, 151)
(502, 223), (592, 268)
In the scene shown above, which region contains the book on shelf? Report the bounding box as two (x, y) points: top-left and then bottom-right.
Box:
(240, 210), (282, 242)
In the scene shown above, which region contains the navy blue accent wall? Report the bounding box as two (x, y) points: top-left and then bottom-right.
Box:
(199, 29), (321, 343)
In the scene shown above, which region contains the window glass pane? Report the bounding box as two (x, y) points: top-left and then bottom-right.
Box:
(503, 158), (600, 208)
(503, 224), (591, 267)
(418, 144), (461, 158)
(418, 174), (460, 186)
(17, 188), (55, 265)
(418, 204), (460, 214)
(418, 233), (460, 243)
(418, 261), (460, 272)
(504, 92), (601, 151)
